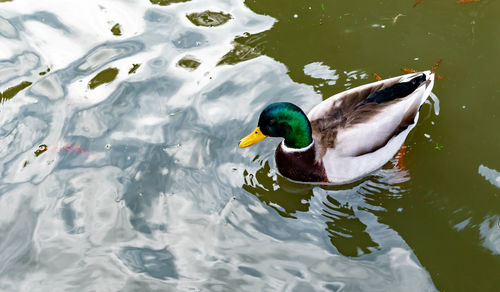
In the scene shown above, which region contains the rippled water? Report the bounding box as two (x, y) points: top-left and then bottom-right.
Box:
(0, 0), (498, 291)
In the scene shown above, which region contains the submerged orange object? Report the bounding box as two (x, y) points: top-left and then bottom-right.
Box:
(413, 0), (424, 8)
(401, 68), (416, 73)
(372, 73), (382, 81)
(58, 142), (87, 154)
(395, 144), (407, 170)
(431, 59), (442, 73)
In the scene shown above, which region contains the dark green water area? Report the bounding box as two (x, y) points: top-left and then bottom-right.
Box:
(88, 67), (119, 89)
(237, 1), (500, 290)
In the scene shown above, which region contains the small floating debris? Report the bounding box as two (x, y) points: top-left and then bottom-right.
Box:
(1, 81), (32, 102)
(111, 23), (122, 36)
(150, 0), (190, 6)
(431, 59), (442, 73)
(372, 73), (382, 81)
(186, 10), (232, 27)
(88, 67), (119, 89)
(413, 0), (424, 8)
(456, 0), (480, 3)
(434, 143), (444, 151)
(392, 13), (405, 24)
(401, 68), (416, 73)
(177, 55), (201, 71)
(34, 144), (48, 157)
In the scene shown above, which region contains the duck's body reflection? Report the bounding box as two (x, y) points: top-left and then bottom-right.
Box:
(243, 156), (410, 257)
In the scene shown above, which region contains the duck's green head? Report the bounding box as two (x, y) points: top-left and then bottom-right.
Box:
(239, 102), (313, 149)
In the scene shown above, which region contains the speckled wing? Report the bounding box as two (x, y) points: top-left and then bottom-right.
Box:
(308, 71), (434, 158)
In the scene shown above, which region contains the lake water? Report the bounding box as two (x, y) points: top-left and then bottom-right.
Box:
(0, 0), (498, 291)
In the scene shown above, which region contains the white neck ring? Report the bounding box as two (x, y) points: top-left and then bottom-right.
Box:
(280, 141), (315, 153)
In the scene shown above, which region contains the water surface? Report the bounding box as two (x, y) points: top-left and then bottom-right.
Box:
(0, 0), (498, 291)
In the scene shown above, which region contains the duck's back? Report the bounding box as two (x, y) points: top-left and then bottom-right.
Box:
(307, 71), (435, 183)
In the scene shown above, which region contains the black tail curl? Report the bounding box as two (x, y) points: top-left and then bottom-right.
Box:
(357, 74), (426, 107)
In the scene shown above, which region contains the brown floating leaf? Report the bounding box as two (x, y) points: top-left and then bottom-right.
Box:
(372, 73), (382, 81)
(401, 68), (416, 73)
(413, 0), (423, 8)
(456, 0), (480, 3)
(431, 59), (442, 73)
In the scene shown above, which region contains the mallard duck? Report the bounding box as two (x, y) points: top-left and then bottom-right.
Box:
(239, 71), (435, 184)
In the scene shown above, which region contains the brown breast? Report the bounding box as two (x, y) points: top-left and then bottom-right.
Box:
(274, 142), (328, 183)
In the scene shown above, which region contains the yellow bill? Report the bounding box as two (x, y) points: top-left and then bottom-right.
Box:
(239, 127), (268, 148)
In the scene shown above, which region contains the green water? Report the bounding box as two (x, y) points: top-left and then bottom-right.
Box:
(88, 67), (119, 90)
(186, 10), (232, 27)
(240, 0), (499, 290)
